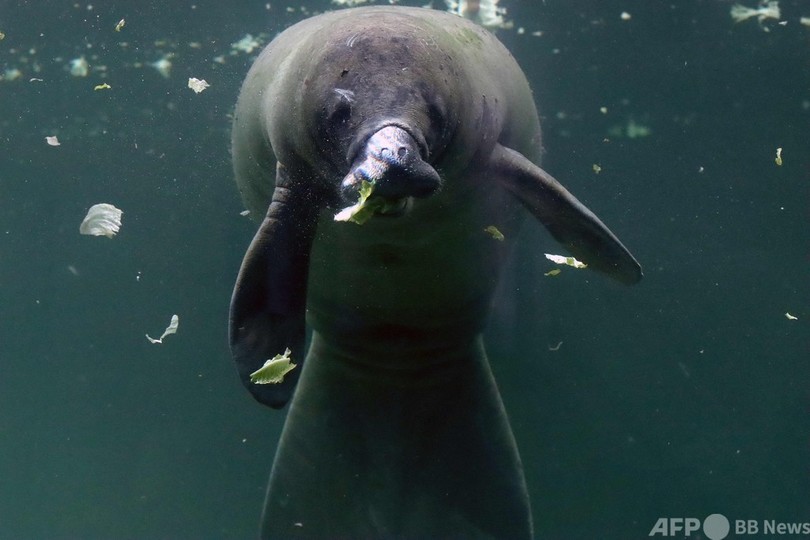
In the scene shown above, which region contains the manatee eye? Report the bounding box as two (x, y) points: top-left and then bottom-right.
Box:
(328, 100), (352, 126)
(426, 101), (446, 136)
(328, 88), (354, 126)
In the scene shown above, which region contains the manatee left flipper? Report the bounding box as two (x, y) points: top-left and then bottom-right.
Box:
(491, 144), (642, 285)
(229, 163), (321, 408)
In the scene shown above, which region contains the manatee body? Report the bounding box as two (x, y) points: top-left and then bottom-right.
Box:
(229, 6), (641, 538)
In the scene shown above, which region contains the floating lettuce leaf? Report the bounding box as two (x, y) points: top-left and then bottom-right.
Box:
(545, 253), (588, 269)
(484, 225), (505, 241)
(188, 77), (210, 94)
(146, 314), (179, 344)
(730, 1), (780, 24)
(250, 348), (297, 384)
(544, 269), (562, 277)
(80, 203), (123, 238)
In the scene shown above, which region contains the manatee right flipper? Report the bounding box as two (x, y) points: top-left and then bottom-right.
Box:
(491, 144), (642, 285)
(229, 163), (321, 408)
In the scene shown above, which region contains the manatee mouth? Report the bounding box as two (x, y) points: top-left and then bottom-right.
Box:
(335, 124), (440, 225)
(341, 124), (441, 201)
(333, 187), (411, 224)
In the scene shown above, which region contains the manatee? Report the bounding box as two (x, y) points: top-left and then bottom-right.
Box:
(229, 6), (641, 538)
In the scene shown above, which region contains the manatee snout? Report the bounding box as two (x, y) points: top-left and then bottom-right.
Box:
(340, 125), (441, 204)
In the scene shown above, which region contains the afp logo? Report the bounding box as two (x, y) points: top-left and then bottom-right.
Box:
(649, 514), (730, 540)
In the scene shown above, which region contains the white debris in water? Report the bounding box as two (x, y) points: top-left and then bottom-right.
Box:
(79, 203), (123, 238)
(545, 253), (588, 269)
(69, 56), (89, 77)
(331, 0), (370, 6)
(187, 77), (210, 93)
(3, 68), (22, 81)
(730, 1), (780, 24)
(446, 0), (512, 30)
(608, 118), (652, 139)
(151, 56), (172, 78)
(45, 136), (60, 146)
(231, 34), (262, 54)
(146, 314), (180, 344)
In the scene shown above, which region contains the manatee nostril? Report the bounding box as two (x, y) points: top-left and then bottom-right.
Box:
(397, 147), (407, 159)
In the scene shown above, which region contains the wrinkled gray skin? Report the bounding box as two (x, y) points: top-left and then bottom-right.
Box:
(230, 6), (641, 539)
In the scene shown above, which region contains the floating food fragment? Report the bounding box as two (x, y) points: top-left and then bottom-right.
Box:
(3, 68), (22, 81)
(231, 34), (262, 54)
(801, 17), (810, 27)
(484, 225), (505, 241)
(608, 118), (651, 139)
(239, 210), (251, 217)
(446, 0), (512, 30)
(146, 314), (179, 344)
(79, 203), (123, 238)
(730, 1), (780, 24)
(544, 269), (562, 277)
(151, 56), (172, 78)
(0, 31), (5, 41)
(545, 253), (588, 269)
(45, 136), (60, 146)
(69, 57), (89, 77)
(626, 120), (651, 138)
(94, 82), (111, 91)
(331, 0), (370, 6)
(785, 312), (798, 320)
(775, 147), (783, 166)
(187, 77), (210, 93)
(250, 348), (297, 384)
(115, 19), (125, 32)
(592, 164), (602, 174)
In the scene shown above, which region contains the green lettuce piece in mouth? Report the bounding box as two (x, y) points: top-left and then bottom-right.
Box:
(334, 181), (404, 225)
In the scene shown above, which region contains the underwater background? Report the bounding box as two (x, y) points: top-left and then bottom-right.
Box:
(1, 0), (807, 538)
